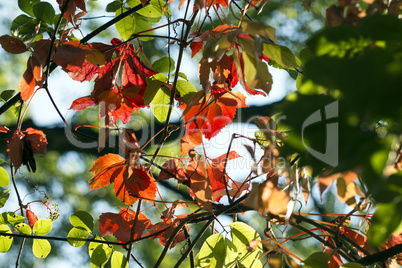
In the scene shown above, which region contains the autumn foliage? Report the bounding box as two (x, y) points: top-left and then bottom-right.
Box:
(0, 0), (401, 267)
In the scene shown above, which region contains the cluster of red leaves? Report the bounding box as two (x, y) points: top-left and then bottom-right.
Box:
(181, 91), (246, 140)
(68, 38), (157, 123)
(89, 153), (157, 205)
(2, 127), (47, 172)
(99, 207), (188, 248)
(99, 207), (151, 243)
(158, 151), (247, 211)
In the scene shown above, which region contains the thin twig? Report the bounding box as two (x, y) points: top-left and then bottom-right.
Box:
(126, 199), (143, 264)
(180, 227), (195, 268)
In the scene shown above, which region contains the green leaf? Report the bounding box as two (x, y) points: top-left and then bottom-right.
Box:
(127, 0), (171, 18)
(111, 251), (128, 268)
(0, 212), (25, 225)
(144, 73), (168, 105)
(0, 166), (10, 187)
(0, 189), (10, 208)
(263, 43), (300, 69)
(14, 223), (31, 235)
(33, 219), (52, 235)
(33, 2), (55, 25)
(106, 1), (122, 12)
(340, 263), (365, 268)
(241, 20), (278, 42)
(367, 201), (402, 246)
(10, 15), (40, 42)
(70, 211), (94, 232)
(33, 239), (51, 258)
(195, 233), (226, 268)
(178, 72), (188, 80)
(1, 90), (16, 102)
(18, 0), (40, 16)
(303, 252), (329, 268)
(152, 57), (175, 73)
(230, 222), (262, 268)
(115, 8), (135, 41)
(88, 237), (113, 268)
(0, 224), (13, 253)
(133, 14), (154, 41)
(151, 86), (171, 122)
(67, 227), (89, 247)
(242, 51), (272, 94)
(296, 74), (327, 95)
(374, 173), (402, 203)
(176, 80), (197, 103)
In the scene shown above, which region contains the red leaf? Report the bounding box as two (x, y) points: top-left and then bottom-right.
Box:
(184, 161), (213, 212)
(114, 166), (157, 205)
(89, 154), (125, 190)
(26, 209), (38, 228)
(24, 128), (47, 155)
(69, 96), (96, 111)
(184, 91), (247, 139)
(53, 41), (91, 69)
(149, 219), (187, 249)
(7, 133), (23, 171)
(0, 35), (27, 54)
(157, 159), (182, 181)
(190, 41), (203, 58)
(99, 209), (151, 242)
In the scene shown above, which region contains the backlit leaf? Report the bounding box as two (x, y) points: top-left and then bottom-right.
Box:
(151, 86), (170, 122)
(0, 167), (10, 187)
(195, 234), (226, 268)
(67, 227), (89, 247)
(183, 91), (247, 140)
(176, 80), (197, 103)
(144, 73), (168, 105)
(89, 154), (125, 190)
(70, 211), (94, 232)
(241, 20), (278, 42)
(0, 212), (25, 225)
(111, 251), (128, 268)
(14, 223), (31, 235)
(33, 219), (52, 235)
(33, 239), (51, 258)
(262, 43), (300, 69)
(0, 224), (13, 253)
(88, 237), (113, 268)
(152, 57), (175, 73)
(115, 8), (135, 41)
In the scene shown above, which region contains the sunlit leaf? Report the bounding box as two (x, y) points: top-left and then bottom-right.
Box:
(195, 234), (226, 268)
(0, 224), (13, 253)
(33, 219), (52, 235)
(0, 212), (25, 225)
(111, 251), (128, 268)
(67, 227), (89, 247)
(33, 239), (51, 258)
(70, 211), (94, 232)
(0, 167), (10, 187)
(14, 223), (31, 235)
(88, 237), (113, 267)
(151, 86), (170, 122)
(303, 252), (329, 268)
(115, 8), (135, 41)
(0, 189), (10, 208)
(152, 57), (175, 73)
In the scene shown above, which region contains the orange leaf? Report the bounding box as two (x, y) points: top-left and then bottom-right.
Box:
(317, 171), (357, 196)
(69, 96), (96, 111)
(211, 25), (239, 37)
(184, 91), (247, 139)
(89, 153), (125, 190)
(53, 41), (91, 69)
(0, 35), (27, 54)
(19, 64), (36, 101)
(181, 132), (202, 156)
(190, 41), (203, 58)
(26, 209), (38, 228)
(185, 161), (213, 212)
(113, 166), (157, 205)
